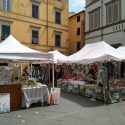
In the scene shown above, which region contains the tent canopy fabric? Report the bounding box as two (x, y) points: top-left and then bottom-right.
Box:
(77, 41), (125, 64)
(117, 46), (125, 52)
(0, 35), (53, 61)
(48, 50), (67, 63)
(0, 35), (40, 53)
(58, 41), (125, 64)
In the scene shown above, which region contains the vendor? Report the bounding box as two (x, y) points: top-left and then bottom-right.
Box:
(88, 64), (97, 80)
(97, 66), (106, 90)
(97, 64), (108, 103)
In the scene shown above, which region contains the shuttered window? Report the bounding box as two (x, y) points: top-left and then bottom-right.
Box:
(107, 4), (113, 24)
(107, 1), (120, 24)
(90, 14), (94, 30)
(89, 9), (100, 30)
(114, 2), (119, 22)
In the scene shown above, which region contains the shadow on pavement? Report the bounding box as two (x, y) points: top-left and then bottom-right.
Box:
(61, 91), (105, 107)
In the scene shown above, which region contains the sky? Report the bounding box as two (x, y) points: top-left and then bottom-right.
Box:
(69, 0), (85, 13)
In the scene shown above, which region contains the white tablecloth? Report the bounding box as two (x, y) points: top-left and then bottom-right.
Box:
(22, 85), (49, 108)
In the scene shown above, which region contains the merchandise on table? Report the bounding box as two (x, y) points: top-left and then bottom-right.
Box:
(58, 77), (125, 103)
(0, 67), (11, 85)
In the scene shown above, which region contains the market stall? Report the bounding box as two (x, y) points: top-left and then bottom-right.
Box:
(0, 35), (54, 112)
(48, 50), (67, 64)
(58, 41), (125, 104)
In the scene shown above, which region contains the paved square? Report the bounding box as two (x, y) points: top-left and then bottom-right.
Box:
(0, 92), (125, 125)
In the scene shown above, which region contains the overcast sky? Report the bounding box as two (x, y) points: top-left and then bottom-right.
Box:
(69, 0), (85, 13)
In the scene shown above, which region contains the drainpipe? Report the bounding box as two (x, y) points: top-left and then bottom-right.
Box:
(46, 0), (48, 46)
(101, 0), (103, 41)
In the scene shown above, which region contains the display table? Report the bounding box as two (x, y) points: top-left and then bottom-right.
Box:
(58, 79), (125, 103)
(0, 84), (22, 111)
(22, 85), (49, 108)
(58, 80), (102, 100)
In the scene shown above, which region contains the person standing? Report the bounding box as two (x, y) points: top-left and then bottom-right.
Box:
(97, 65), (107, 103)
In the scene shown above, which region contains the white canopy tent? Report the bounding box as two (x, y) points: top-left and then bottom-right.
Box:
(0, 35), (55, 87)
(58, 41), (125, 64)
(48, 50), (67, 63)
(77, 41), (125, 64)
(117, 46), (125, 54)
(0, 35), (53, 61)
(58, 41), (125, 104)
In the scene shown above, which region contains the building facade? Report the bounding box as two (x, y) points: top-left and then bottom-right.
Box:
(85, 0), (125, 47)
(69, 10), (85, 55)
(0, 0), (69, 54)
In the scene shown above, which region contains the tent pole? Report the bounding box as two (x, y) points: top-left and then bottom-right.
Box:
(52, 62), (55, 88)
(31, 63), (32, 78)
(105, 61), (110, 104)
(49, 62), (50, 85)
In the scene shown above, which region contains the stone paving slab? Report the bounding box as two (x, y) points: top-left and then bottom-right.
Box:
(0, 92), (125, 125)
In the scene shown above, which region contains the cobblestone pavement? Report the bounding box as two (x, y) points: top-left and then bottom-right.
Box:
(0, 91), (125, 125)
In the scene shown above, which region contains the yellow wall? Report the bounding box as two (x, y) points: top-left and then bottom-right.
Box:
(69, 11), (85, 55)
(0, 0), (69, 54)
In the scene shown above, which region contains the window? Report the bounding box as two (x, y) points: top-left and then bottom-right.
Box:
(1, 25), (10, 40)
(107, 1), (120, 24)
(77, 28), (80, 35)
(55, 32), (61, 47)
(57, 0), (63, 1)
(57, 0), (64, 2)
(2, 0), (11, 12)
(32, 3), (39, 19)
(32, 29), (39, 44)
(55, 9), (61, 24)
(77, 15), (80, 22)
(77, 42), (81, 51)
(89, 9), (100, 30)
